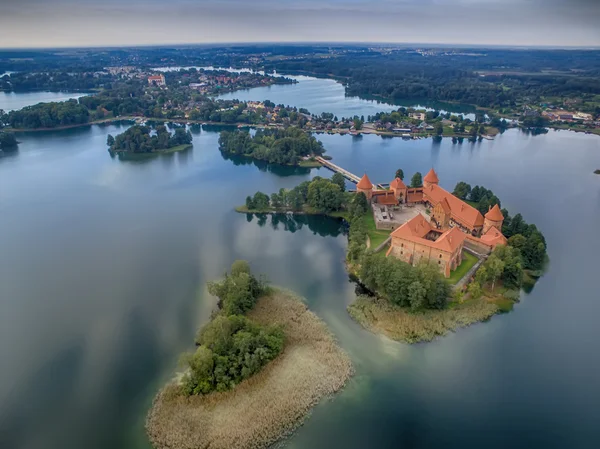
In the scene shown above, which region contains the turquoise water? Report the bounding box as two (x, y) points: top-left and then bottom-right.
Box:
(1, 88), (599, 449)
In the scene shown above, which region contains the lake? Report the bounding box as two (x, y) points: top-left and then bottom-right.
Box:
(0, 91), (88, 112)
(1, 89), (600, 449)
(153, 66), (478, 119)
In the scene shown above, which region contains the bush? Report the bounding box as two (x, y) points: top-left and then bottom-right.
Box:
(183, 315), (284, 395)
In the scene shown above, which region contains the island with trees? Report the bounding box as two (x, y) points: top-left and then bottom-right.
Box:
(107, 124), (193, 156)
(219, 126), (325, 167)
(236, 166), (548, 343)
(146, 261), (353, 449)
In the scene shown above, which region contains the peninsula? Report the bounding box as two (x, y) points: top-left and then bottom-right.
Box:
(146, 261), (353, 449)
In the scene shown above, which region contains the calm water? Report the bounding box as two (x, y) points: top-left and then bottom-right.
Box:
(1, 91), (600, 449)
(0, 91), (88, 112)
(154, 66), (476, 119)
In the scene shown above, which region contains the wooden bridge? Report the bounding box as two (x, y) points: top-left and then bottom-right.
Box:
(315, 157), (361, 183)
(315, 156), (387, 189)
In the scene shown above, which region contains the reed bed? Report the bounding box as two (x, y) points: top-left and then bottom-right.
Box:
(146, 290), (353, 449)
(348, 296), (499, 344)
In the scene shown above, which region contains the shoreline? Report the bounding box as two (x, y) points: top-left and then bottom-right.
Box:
(146, 289), (353, 449)
(6, 116), (598, 139)
(347, 295), (501, 344)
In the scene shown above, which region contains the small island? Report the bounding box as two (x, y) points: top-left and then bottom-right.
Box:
(238, 165), (548, 344)
(146, 261), (353, 449)
(594, 169), (600, 175)
(107, 124), (192, 156)
(219, 126), (325, 167)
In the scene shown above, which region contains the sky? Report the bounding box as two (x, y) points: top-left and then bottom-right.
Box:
(0, 0), (599, 48)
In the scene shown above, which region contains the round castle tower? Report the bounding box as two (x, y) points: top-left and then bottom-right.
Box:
(483, 204), (504, 234)
(356, 173), (374, 200)
(423, 168), (440, 189)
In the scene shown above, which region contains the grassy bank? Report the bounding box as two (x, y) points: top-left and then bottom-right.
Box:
(146, 290), (353, 449)
(348, 295), (499, 344)
(447, 251), (479, 285)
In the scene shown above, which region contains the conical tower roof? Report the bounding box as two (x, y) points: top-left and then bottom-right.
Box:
(357, 173), (373, 189)
(424, 168), (439, 184)
(485, 204), (504, 221)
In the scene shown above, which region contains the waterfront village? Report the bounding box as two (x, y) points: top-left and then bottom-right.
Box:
(355, 167), (506, 279)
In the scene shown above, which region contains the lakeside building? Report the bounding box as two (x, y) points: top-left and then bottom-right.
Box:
(357, 168), (508, 278)
(148, 74), (166, 87)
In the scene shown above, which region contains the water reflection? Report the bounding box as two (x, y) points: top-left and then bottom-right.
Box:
(245, 213), (347, 237)
(220, 152), (313, 177)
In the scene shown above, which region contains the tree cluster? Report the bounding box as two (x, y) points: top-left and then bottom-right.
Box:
(107, 124), (192, 153)
(452, 182), (501, 215)
(468, 245), (524, 299)
(181, 261), (283, 396)
(0, 131), (18, 150)
(360, 252), (451, 311)
(219, 127), (325, 166)
(4, 99), (90, 129)
(452, 181), (548, 272)
(246, 176), (346, 213)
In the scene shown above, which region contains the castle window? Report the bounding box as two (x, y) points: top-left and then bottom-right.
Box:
(438, 261), (441, 264)
(439, 254), (442, 258)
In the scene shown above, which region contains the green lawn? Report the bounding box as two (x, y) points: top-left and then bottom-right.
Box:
(364, 212), (392, 250)
(447, 251), (479, 285)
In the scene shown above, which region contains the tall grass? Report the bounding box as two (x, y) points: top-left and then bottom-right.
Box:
(348, 296), (499, 344)
(146, 290), (353, 449)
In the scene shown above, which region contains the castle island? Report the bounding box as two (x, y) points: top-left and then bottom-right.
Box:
(356, 168), (506, 278)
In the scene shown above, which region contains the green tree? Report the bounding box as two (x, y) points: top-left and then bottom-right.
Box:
(468, 281), (483, 299)
(410, 172), (423, 188)
(485, 255), (505, 291)
(434, 122), (443, 135)
(452, 181), (472, 200)
(0, 131), (18, 150)
(252, 192), (270, 211)
(106, 134), (115, 147)
(245, 196), (255, 210)
(353, 117), (364, 130)
(331, 173), (346, 192)
(395, 168), (405, 180)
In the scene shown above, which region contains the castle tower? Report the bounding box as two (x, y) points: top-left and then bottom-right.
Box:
(483, 204), (504, 234)
(423, 168), (440, 189)
(390, 177), (407, 203)
(356, 173), (374, 200)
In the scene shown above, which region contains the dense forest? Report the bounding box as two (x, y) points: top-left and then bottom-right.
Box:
(0, 71), (113, 92)
(107, 125), (192, 153)
(3, 99), (90, 129)
(181, 261), (283, 395)
(219, 127), (325, 165)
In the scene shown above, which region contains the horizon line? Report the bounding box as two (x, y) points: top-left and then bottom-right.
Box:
(1, 41), (600, 51)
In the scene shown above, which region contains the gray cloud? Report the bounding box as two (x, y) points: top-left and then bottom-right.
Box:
(0, 0), (598, 48)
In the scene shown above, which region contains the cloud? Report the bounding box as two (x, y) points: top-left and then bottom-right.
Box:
(0, 0), (598, 47)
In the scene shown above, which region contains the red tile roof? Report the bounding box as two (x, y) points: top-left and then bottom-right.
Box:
(479, 226), (508, 248)
(390, 177), (407, 189)
(485, 204), (504, 221)
(356, 173), (373, 189)
(391, 214), (465, 254)
(423, 184), (484, 229)
(424, 168), (439, 184)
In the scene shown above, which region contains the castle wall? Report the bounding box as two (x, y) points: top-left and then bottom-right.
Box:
(388, 236), (462, 278)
